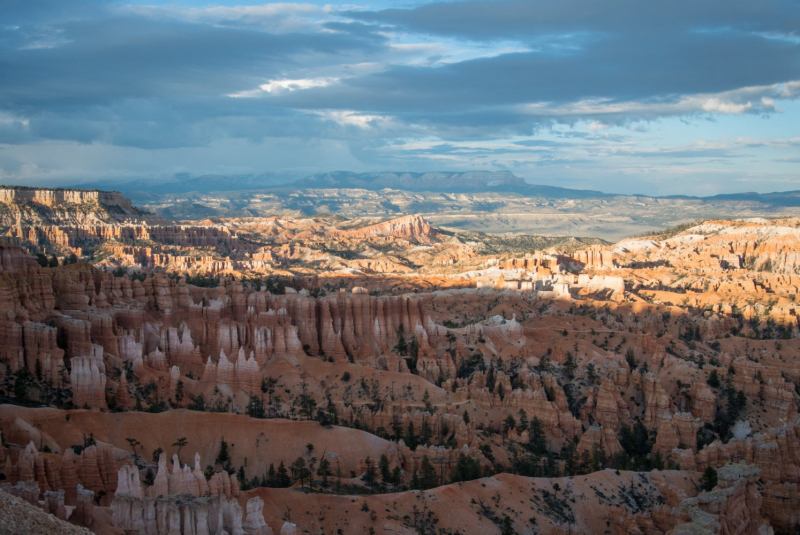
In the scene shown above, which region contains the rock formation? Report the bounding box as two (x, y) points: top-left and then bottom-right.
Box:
(112, 452), (261, 535)
(3, 192), (800, 534)
(70, 351), (107, 410)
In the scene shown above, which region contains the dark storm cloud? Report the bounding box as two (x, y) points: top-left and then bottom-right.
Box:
(0, 0), (392, 148)
(346, 0), (800, 43)
(292, 1), (800, 119)
(0, 12), (383, 109)
(222, 0), (796, 140)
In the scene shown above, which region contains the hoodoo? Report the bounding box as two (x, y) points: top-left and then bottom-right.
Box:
(0, 188), (797, 534)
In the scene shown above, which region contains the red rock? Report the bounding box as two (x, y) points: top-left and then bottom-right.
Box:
(70, 351), (107, 410)
(690, 383), (717, 423)
(577, 425), (622, 457)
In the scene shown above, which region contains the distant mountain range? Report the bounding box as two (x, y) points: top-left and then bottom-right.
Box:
(82, 172), (299, 199)
(80, 170), (800, 206)
(292, 171), (609, 198)
(664, 190), (800, 207)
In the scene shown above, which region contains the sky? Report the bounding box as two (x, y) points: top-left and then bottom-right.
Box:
(0, 0), (799, 196)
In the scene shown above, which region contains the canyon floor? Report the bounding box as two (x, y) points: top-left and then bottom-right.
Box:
(0, 187), (798, 534)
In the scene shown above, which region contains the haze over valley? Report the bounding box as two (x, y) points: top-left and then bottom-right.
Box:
(85, 171), (800, 241)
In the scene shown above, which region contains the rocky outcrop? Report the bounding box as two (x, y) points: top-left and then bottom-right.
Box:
(691, 419), (800, 485)
(669, 463), (772, 535)
(112, 452), (260, 535)
(342, 215), (437, 243)
(762, 481), (800, 532)
(6, 442), (118, 506)
(577, 425), (622, 457)
(243, 496), (274, 535)
(78, 444), (118, 503)
(654, 413), (702, 456)
(44, 488), (68, 520)
(0, 187), (132, 209)
(70, 351), (107, 410)
(582, 379), (630, 431)
(5, 440), (114, 508)
(355, 439), (492, 482)
(577, 274), (625, 299)
(74, 485), (95, 527)
(146, 452), (237, 501)
(160, 323), (203, 369)
(111, 491), (249, 535)
(573, 246), (616, 270)
(730, 358), (797, 420)
(690, 383), (717, 423)
(640, 373), (674, 429)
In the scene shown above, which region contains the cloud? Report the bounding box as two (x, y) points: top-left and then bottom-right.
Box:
(517, 82), (800, 123)
(312, 110), (395, 130)
(0, 0), (799, 194)
(346, 0), (800, 43)
(120, 3), (332, 34)
(229, 77), (340, 98)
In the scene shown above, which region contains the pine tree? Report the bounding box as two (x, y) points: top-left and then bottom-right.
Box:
(579, 450), (591, 475)
(503, 415), (516, 434)
(707, 369), (720, 388)
(586, 363), (597, 383)
(317, 458), (331, 488)
(420, 455), (438, 490)
(363, 457), (377, 490)
(379, 454), (391, 483)
(501, 515), (516, 535)
(405, 421), (417, 450)
(451, 454), (481, 483)
(564, 352), (577, 379)
(267, 463), (276, 487)
(410, 467), (421, 490)
(422, 390), (433, 412)
(517, 409), (528, 430)
(591, 443), (606, 471)
(700, 466), (718, 491)
(246, 394), (265, 418)
(291, 457), (310, 489)
(544, 453), (558, 477)
(530, 417), (547, 455)
(298, 377), (317, 420)
(125, 438), (142, 465)
(563, 444), (577, 476)
(625, 348), (638, 370)
(394, 324), (408, 355)
(172, 437), (188, 463)
(216, 438), (230, 466)
(276, 461), (291, 488)
(420, 419), (432, 446)
(174, 380), (184, 404)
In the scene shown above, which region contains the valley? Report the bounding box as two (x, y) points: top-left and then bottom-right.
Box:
(0, 187), (797, 534)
